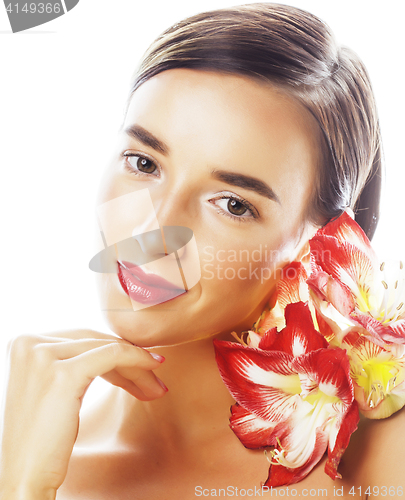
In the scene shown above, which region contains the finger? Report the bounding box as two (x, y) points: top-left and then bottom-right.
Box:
(101, 370), (167, 401)
(42, 329), (126, 343)
(63, 342), (164, 388)
(38, 338), (136, 360)
(116, 365), (168, 398)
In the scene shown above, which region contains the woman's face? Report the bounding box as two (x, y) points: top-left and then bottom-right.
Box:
(95, 68), (320, 347)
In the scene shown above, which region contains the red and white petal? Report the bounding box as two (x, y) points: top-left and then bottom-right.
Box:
(309, 290), (355, 345)
(214, 340), (301, 421)
(325, 400), (359, 479)
(351, 312), (405, 345)
(256, 327), (279, 351)
(386, 319), (405, 344)
(253, 263), (309, 334)
(315, 211), (376, 261)
(265, 429), (329, 486)
(258, 302), (328, 356)
(307, 269), (355, 317)
(276, 262), (309, 308)
(292, 349), (354, 406)
(310, 236), (377, 313)
(229, 403), (277, 449)
(265, 397), (331, 479)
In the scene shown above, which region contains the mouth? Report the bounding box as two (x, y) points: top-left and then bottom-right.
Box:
(117, 260), (186, 305)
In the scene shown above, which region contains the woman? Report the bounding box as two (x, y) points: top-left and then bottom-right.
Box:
(1, 3), (402, 499)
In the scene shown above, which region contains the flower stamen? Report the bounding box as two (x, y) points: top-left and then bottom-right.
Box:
(366, 381), (385, 408)
(387, 375), (397, 393)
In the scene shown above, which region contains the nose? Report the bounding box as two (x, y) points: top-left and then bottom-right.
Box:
(132, 187), (193, 258)
(133, 228), (166, 256)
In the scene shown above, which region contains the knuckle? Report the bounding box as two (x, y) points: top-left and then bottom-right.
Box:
(31, 343), (54, 366)
(106, 342), (127, 358)
(7, 334), (40, 361)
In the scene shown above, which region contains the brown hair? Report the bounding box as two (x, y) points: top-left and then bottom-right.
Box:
(125, 2), (382, 240)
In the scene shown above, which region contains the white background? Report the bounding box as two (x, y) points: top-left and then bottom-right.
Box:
(1, 0), (404, 406)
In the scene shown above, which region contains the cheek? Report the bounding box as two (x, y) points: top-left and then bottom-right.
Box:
(198, 235), (298, 304)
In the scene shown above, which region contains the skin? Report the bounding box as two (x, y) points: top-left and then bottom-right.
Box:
(94, 68), (320, 347)
(1, 69), (404, 500)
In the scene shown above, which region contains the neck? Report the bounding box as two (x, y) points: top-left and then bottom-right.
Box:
(102, 333), (237, 450)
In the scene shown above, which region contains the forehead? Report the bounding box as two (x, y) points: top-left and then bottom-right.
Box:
(124, 68), (320, 210)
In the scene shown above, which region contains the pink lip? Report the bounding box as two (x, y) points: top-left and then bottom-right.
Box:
(117, 260), (186, 305)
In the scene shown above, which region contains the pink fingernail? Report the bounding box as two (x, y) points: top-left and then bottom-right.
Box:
(157, 378), (169, 392)
(150, 353), (165, 363)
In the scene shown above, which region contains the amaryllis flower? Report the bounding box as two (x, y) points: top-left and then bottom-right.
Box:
(307, 211), (405, 346)
(245, 262), (310, 347)
(341, 330), (405, 419)
(214, 302), (359, 486)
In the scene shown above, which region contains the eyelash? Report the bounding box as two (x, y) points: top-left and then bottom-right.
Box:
(211, 194), (258, 222)
(121, 152), (259, 223)
(121, 152), (160, 176)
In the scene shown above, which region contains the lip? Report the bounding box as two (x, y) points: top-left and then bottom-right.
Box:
(117, 260), (186, 305)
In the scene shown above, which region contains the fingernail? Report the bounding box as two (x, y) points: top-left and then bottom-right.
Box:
(150, 353), (165, 363)
(157, 378), (169, 392)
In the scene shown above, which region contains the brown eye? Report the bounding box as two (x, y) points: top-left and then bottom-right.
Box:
(126, 155), (157, 174)
(228, 198), (247, 216)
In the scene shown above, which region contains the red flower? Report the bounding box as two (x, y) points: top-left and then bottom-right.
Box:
(308, 212), (405, 346)
(340, 330), (405, 419)
(214, 302), (359, 486)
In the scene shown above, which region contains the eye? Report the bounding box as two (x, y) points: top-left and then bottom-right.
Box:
(227, 198), (248, 216)
(211, 194), (258, 222)
(122, 152), (159, 175)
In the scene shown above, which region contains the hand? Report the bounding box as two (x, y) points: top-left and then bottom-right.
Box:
(0, 329), (167, 499)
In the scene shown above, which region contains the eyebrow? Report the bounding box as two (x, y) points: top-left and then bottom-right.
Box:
(124, 124), (170, 156)
(211, 169), (281, 204)
(124, 124), (280, 203)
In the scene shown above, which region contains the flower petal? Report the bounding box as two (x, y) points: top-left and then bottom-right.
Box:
(316, 211), (376, 261)
(307, 268), (355, 317)
(265, 398), (330, 486)
(292, 348), (354, 406)
(325, 400), (359, 479)
(351, 312), (405, 345)
(310, 236), (377, 315)
(253, 262), (309, 333)
(276, 262), (309, 308)
(342, 331), (405, 418)
(258, 302), (328, 356)
(263, 349), (355, 483)
(265, 430), (329, 486)
(214, 340), (301, 421)
(229, 403), (277, 448)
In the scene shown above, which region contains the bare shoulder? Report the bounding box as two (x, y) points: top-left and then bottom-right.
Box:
(339, 408), (405, 492)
